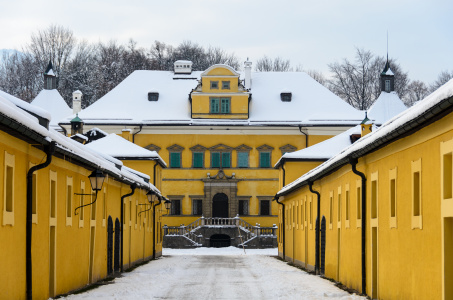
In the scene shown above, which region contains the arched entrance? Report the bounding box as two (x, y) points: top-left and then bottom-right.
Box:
(210, 234), (231, 247)
(212, 193), (228, 218)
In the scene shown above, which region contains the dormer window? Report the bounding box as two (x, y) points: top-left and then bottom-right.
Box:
(211, 81), (219, 89)
(148, 92), (159, 101)
(385, 80), (391, 92)
(222, 81), (230, 89)
(281, 92), (292, 102)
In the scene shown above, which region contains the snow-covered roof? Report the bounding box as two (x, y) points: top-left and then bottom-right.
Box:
(60, 70), (363, 126)
(384, 68), (394, 76)
(46, 69), (56, 76)
(0, 90), (51, 121)
(274, 125), (364, 167)
(85, 133), (167, 167)
(367, 91), (407, 125)
(71, 133), (88, 141)
(31, 89), (72, 128)
(0, 90), (161, 195)
(278, 78), (453, 196)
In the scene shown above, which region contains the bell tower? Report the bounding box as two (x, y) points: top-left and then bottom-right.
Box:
(44, 61), (57, 90)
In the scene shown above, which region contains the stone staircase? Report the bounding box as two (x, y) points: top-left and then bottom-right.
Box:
(163, 215), (277, 249)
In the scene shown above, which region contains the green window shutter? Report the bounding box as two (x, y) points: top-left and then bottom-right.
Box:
(170, 152), (181, 168)
(221, 98), (230, 113)
(238, 152), (248, 168)
(193, 152), (203, 168)
(260, 152), (270, 168)
(211, 152), (220, 168)
(222, 152), (230, 168)
(211, 98), (219, 113)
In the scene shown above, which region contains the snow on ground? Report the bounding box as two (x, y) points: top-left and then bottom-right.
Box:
(63, 248), (365, 300)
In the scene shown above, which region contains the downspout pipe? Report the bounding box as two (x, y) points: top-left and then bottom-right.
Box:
(273, 194), (285, 260)
(132, 125), (142, 144)
(349, 157), (366, 295)
(152, 196), (163, 260)
(282, 163), (286, 187)
(26, 141), (56, 300)
(299, 126), (309, 148)
(120, 184), (136, 272)
(308, 181), (321, 275)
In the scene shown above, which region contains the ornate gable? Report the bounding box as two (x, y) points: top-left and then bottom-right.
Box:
(167, 144), (184, 152)
(189, 144), (207, 152)
(235, 144), (252, 152)
(209, 144), (233, 151)
(279, 144), (297, 155)
(145, 144), (161, 153)
(257, 144), (274, 151)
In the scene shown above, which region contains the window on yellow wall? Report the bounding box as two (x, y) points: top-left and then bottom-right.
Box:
(210, 81), (219, 89)
(50, 179), (56, 219)
(329, 195), (333, 225)
(345, 190), (350, 221)
(91, 192), (96, 221)
(390, 179), (396, 217)
(3, 151), (15, 226)
(371, 179), (377, 219)
(66, 183), (72, 218)
(222, 81), (230, 89)
(221, 98), (230, 113)
(413, 172), (421, 216)
(80, 189), (84, 221)
(337, 192), (341, 222)
(310, 199), (313, 228)
(357, 185), (361, 220)
(444, 152), (452, 199)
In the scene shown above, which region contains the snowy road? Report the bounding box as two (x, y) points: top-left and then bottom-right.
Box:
(64, 248), (364, 300)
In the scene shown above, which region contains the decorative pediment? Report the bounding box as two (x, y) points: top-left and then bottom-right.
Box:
(166, 144), (184, 152)
(209, 144), (233, 151)
(206, 170), (235, 180)
(189, 144), (207, 152)
(257, 144), (274, 151)
(279, 144), (297, 154)
(235, 144), (252, 152)
(145, 144), (161, 153)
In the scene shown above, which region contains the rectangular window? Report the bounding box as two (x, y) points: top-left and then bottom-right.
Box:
(260, 200), (270, 216)
(210, 81), (218, 89)
(135, 202), (138, 226)
(171, 200), (181, 215)
(210, 98), (219, 113)
(170, 152), (181, 168)
(192, 199), (202, 215)
(259, 152), (271, 168)
(66, 183), (72, 218)
(337, 192), (341, 222)
(46, 77), (52, 89)
(222, 152), (230, 168)
(371, 180), (377, 219)
(3, 151), (15, 226)
(193, 152), (204, 168)
(222, 81), (230, 89)
(5, 166), (13, 212)
(91, 193), (97, 221)
(357, 184), (361, 220)
(237, 152), (249, 168)
(329, 194), (333, 225)
(390, 179), (396, 217)
(239, 200), (249, 216)
(385, 80), (390, 92)
(310, 199), (313, 228)
(211, 152), (220, 168)
(345, 190), (350, 221)
(413, 172), (421, 216)
(79, 186), (85, 227)
(221, 98), (230, 113)
(50, 180), (56, 219)
(444, 153), (452, 199)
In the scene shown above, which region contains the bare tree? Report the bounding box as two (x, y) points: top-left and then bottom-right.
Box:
(305, 69), (327, 86)
(26, 24), (75, 76)
(205, 46), (240, 70)
(405, 80), (429, 106)
(430, 70), (453, 92)
(255, 56), (291, 72)
(328, 48), (409, 110)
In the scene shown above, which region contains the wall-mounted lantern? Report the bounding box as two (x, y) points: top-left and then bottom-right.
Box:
(74, 169), (105, 215)
(164, 199), (171, 211)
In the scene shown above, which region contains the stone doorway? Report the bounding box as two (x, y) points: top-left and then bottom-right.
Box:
(212, 193), (229, 217)
(210, 234), (231, 247)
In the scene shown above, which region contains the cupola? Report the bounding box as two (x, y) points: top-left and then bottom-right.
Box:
(70, 113), (84, 136)
(174, 60), (193, 74)
(360, 112), (373, 137)
(44, 61), (57, 90)
(380, 59), (395, 93)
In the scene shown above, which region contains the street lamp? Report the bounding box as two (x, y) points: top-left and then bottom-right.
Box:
(147, 190), (156, 203)
(74, 169), (105, 215)
(164, 199), (171, 211)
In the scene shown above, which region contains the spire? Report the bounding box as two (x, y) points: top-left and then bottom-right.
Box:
(43, 60), (57, 90)
(379, 36), (395, 93)
(360, 112), (373, 137)
(44, 60), (55, 76)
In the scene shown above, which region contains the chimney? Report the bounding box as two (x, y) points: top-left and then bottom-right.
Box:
(72, 90), (82, 114)
(121, 129), (132, 142)
(174, 60), (193, 74)
(244, 59), (252, 90)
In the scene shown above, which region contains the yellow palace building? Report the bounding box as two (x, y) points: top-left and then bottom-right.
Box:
(275, 68), (453, 300)
(59, 60), (363, 247)
(0, 87), (164, 299)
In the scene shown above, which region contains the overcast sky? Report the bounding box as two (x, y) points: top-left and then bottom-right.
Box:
(1, 0), (452, 83)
